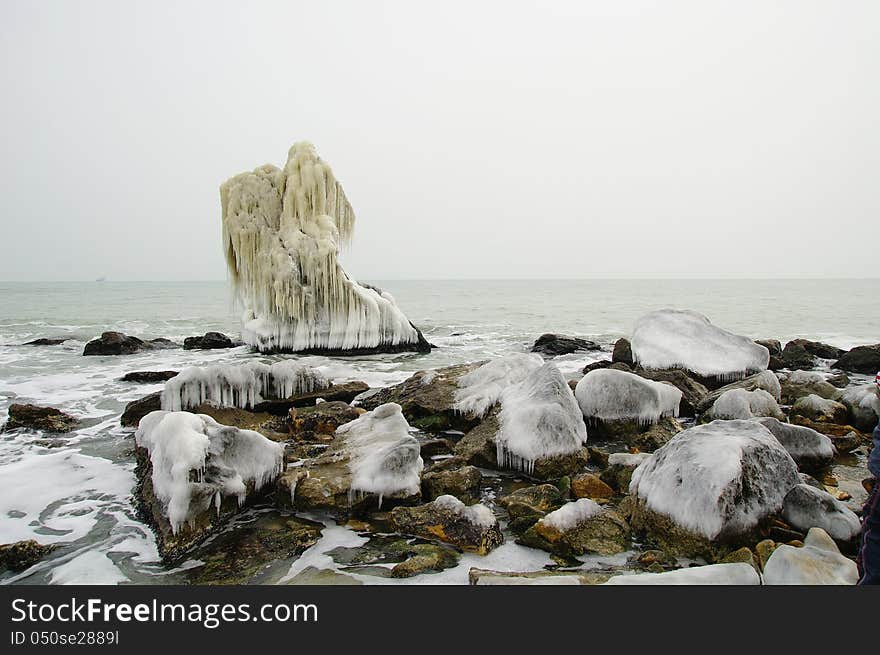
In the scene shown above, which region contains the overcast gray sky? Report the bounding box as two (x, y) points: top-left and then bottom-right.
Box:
(1, 1), (877, 281)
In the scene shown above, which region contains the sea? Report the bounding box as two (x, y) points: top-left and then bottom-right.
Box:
(0, 278), (877, 584)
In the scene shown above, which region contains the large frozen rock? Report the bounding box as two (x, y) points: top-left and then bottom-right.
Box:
(762, 527), (858, 585)
(495, 362), (587, 474)
(277, 403), (423, 514)
(630, 309), (769, 384)
(134, 411), (284, 560)
(221, 142), (429, 354)
(790, 394), (848, 424)
(781, 484), (861, 543)
(694, 370), (781, 414)
(629, 420), (801, 558)
(706, 388), (784, 421)
(575, 368), (681, 425)
(839, 384), (880, 432)
(751, 417), (834, 472)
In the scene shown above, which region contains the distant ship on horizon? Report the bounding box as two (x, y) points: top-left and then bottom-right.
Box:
(95, 276), (106, 282)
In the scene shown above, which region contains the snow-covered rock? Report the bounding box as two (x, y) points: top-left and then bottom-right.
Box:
(694, 370), (781, 414)
(134, 410), (284, 559)
(161, 360), (330, 411)
(750, 417), (834, 472)
(604, 562), (761, 585)
(629, 420), (801, 557)
(278, 403), (423, 513)
(707, 388), (784, 421)
(781, 484), (861, 543)
(518, 498), (631, 557)
(575, 368), (681, 425)
(630, 309), (769, 382)
(390, 495), (503, 555)
(762, 527), (858, 585)
(839, 384), (880, 432)
(453, 353), (543, 418)
(790, 394), (848, 424)
(496, 362), (587, 474)
(220, 142), (429, 354)
(779, 370), (841, 405)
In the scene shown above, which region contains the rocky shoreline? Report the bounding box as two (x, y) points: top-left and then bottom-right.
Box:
(2, 326), (878, 585)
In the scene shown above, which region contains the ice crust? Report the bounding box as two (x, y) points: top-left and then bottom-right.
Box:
(161, 360), (329, 411)
(574, 368), (681, 425)
(630, 309), (769, 380)
(338, 402), (423, 504)
(538, 498), (602, 532)
(135, 411), (284, 533)
(709, 388), (783, 420)
(453, 353), (544, 418)
(496, 362), (587, 474)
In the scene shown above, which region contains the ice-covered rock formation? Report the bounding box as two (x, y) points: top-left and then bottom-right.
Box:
(337, 403), (424, 504)
(707, 388), (784, 421)
(751, 417), (834, 472)
(496, 362), (587, 474)
(135, 411), (284, 536)
(840, 384), (880, 432)
(762, 527), (858, 585)
(630, 309), (769, 382)
(629, 420), (801, 548)
(453, 353), (544, 418)
(781, 484), (861, 543)
(574, 368), (682, 425)
(161, 360), (329, 411)
(220, 142), (429, 354)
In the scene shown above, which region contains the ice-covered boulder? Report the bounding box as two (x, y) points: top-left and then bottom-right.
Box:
(134, 410), (284, 560)
(790, 394), (848, 424)
(762, 527), (858, 585)
(161, 360), (330, 411)
(839, 384), (880, 432)
(604, 562), (761, 585)
(707, 388), (784, 421)
(630, 309), (769, 383)
(358, 362), (485, 432)
(632, 368), (708, 417)
(575, 368), (681, 425)
(390, 495), (503, 555)
(453, 353), (544, 418)
(496, 362), (587, 474)
(629, 420), (801, 558)
(779, 370), (841, 405)
(518, 498), (631, 558)
(221, 142), (429, 354)
(277, 403), (423, 514)
(751, 417), (834, 472)
(781, 484), (861, 543)
(694, 370), (781, 414)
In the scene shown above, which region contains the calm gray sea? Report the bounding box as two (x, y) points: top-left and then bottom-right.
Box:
(0, 279), (877, 584)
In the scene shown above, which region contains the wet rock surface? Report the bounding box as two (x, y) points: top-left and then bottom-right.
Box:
(2, 403), (78, 433)
(183, 332), (236, 350)
(84, 331), (178, 356)
(121, 370), (179, 383)
(0, 540), (57, 572)
(531, 333), (600, 357)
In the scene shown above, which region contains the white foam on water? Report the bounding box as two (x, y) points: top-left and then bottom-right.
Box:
(0, 446), (135, 544)
(49, 550), (129, 585)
